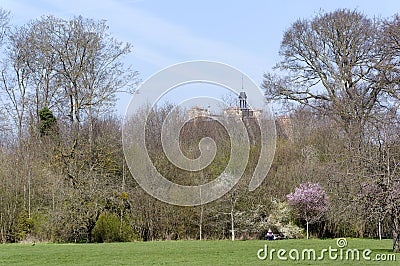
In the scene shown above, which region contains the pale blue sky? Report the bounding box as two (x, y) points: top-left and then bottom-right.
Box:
(1, 0), (399, 114)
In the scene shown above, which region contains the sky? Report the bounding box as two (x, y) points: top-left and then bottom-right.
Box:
(1, 0), (399, 115)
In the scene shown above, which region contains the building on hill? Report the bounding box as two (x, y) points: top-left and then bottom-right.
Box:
(188, 92), (262, 121)
(188, 106), (210, 120)
(222, 92), (261, 119)
(187, 92), (292, 142)
(186, 92), (264, 145)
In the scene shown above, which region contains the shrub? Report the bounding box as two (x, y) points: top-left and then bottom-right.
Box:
(92, 212), (136, 242)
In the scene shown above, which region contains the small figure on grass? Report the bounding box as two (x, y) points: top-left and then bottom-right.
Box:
(266, 228), (274, 240)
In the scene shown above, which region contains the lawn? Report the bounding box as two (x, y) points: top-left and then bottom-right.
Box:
(0, 239), (397, 265)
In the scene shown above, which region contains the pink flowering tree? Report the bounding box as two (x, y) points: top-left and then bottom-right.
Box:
(287, 182), (328, 239)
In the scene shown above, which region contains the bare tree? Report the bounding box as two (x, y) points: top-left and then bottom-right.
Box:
(0, 8), (9, 44)
(378, 14), (400, 103)
(24, 17), (64, 119)
(0, 20), (30, 142)
(357, 111), (400, 251)
(51, 16), (138, 129)
(262, 9), (387, 139)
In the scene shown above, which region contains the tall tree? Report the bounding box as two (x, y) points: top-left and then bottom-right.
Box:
(0, 8), (9, 44)
(262, 9), (387, 141)
(0, 22), (30, 142)
(263, 8), (400, 251)
(357, 110), (400, 251)
(379, 14), (400, 102)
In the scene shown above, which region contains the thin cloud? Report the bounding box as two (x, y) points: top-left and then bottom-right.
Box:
(21, 0), (266, 80)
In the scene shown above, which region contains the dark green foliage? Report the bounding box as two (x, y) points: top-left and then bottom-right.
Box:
(92, 212), (136, 243)
(38, 107), (57, 136)
(16, 212), (34, 241)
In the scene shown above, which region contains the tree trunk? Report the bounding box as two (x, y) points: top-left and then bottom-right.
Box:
(28, 171), (31, 219)
(393, 217), (399, 252)
(87, 211), (100, 243)
(230, 208), (235, 241)
(306, 220), (309, 240)
(0, 213), (4, 243)
(230, 191), (237, 241)
(88, 104), (94, 169)
(199, 204), (203, 240)
(199, 170), (204, 240)
(378, 220), (382, 241)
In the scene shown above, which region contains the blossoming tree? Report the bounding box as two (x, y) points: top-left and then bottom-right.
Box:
(287, 182), (328, 239)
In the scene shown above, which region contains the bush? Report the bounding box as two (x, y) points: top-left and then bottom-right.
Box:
(92, 212), (136, 242)
(16, 212), (34, 241)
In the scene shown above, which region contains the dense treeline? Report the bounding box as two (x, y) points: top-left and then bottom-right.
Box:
(0, 10), (138, 243)
(0, 8), (400, 252)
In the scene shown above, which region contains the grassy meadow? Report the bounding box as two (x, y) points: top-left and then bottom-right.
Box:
(0, 239), (398, 265)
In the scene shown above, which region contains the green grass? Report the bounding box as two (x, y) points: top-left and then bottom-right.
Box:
(0, 239), (398, 265)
